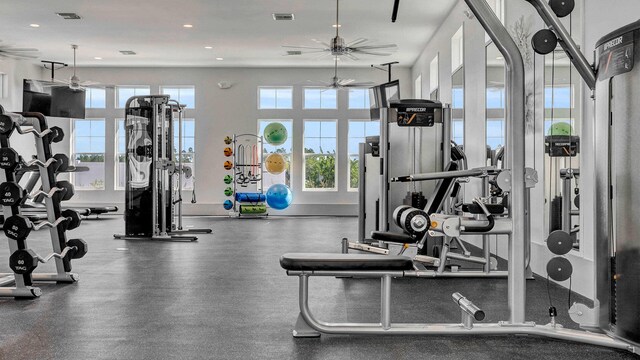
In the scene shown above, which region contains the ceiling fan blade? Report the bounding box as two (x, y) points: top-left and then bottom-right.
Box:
(52, 78), (70, 84)
(343, 82), (376, 87)
(3, 48), (39, 52)
(354, 44), (398, 50)
(337, 78), (356, 85)
(350, 49), (393, 56)
(344, 53), (359, 61)
(282, 45), (327, 50)
(311, 39), (331, 48)
(347, 38), (368, 47)
(312, 52), (332, 60)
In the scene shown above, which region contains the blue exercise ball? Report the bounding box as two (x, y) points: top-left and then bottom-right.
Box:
(266, 184), (293, 210)
(223, 199), (233, 210)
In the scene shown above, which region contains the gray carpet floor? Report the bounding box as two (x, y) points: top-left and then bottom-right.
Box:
(0, 216), (634, 359)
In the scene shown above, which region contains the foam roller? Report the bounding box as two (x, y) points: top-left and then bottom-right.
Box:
(235, 192), (266, 203)
(240, 204), (267, 214)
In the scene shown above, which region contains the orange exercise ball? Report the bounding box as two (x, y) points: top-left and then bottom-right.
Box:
(224, 161), (233, 170)
(265, 153), (286, 175)
(223, 147), (233, 157)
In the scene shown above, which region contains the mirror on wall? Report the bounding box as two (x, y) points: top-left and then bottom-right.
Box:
(451, 26), (464, 146)
(430, 54), (439, 101)
(485, 42), (505, 166)
(541, 3), (583, 252)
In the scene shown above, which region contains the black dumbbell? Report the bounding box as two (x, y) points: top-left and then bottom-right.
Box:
(9, 249), (38, 274)
(4, 215), (33, 241)
(0, 182), (26, 207)
(0, 114), (15, 136)
(47, 126), (64, 144)
(0, 148), (20, 171)
(53, 154), (70, 172)
(62, 209), (82, 230)
(55, 180), (75, 201)
(66, 238), (88, 259)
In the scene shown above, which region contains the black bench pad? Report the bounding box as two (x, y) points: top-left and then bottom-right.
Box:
(370, 231), (417, 244)
(280, 253), (414, 271)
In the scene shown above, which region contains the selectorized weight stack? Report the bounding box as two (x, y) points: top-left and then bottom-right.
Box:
(114, 95), (210, 241)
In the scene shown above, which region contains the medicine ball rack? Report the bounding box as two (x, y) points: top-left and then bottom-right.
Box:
(228, 133), (268, 217)
(0, 110), (87, 299)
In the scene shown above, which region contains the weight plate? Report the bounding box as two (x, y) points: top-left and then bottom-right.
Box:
(547, 256), (573, 282)
(547, 230), (573, 255)
(532, 29), (558, 55)
(549, 0), (575, 18)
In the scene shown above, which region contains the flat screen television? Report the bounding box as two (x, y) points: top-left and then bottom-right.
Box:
(22, 79), (86, 119)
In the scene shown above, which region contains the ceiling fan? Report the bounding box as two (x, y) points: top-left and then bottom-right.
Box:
(307, 56), (375, 89)
(282, 0), (398, 60)
(50, 45), (111, 90)
(0, 41), (38, 59)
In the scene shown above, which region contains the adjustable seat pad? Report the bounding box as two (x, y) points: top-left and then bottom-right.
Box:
(280, 253), (414, 271)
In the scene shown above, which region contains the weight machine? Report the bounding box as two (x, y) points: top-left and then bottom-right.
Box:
(114, 95), (210, 241)
(279, 0), (638, 353)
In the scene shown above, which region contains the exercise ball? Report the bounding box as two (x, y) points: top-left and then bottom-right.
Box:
(223, 147), (233, 157)
(223, 200), (233, 210)
(263, 122), (288, 146)
(224, 161), (233, 170)
(265, 153), (286, 174)
(224, 187), (233, 196)
(266, 184), (292, 210)
(224, 136), (232, 145)
(223, 175), (233, 184)
(547, 122), (573, 136)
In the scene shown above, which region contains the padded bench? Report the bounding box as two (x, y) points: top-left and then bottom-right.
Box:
(280, 252), (485, 338)
(370, 231), (418, 244)
(280, 253), (414, 272)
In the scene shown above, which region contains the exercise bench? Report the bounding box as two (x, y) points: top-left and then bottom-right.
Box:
(280, 253), (486, 337)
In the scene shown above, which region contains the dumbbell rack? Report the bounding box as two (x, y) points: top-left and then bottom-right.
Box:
(229, 133), (268, 218)
(0, 111), (86, 298)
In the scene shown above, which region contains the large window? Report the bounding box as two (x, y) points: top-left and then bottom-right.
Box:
(452, 120), (464, 145)
(173, 118), (196, 190)
(414, 74), (422, 99)
(304, 120), (337, 190)
(451, 26), (464, 72)
(73, 118), (105, 190)
(486, 87), (505, 109)
(430, 55), (439, 100)
(348, 88), (370, 109)
(85, 87), (106, 109)
(258, 87), (293, 109)
(348, 120), (379, 190)
(259, 120), (293, 188)
(160, 86), (195, 108)
(304, 88), (337, 109)
(486, 119), (505, 149)
(116, 85), (150, 108)
(116, 119), (126, 190)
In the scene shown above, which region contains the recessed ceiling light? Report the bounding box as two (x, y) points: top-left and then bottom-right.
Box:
(29, 23), (40, 28)
(332, 24), (341, 28)
(216, 57), (224, 61)
(204, 46), (213, 49)
(496, 56), (504, 60)
(94, 57), (102, 60)
(183, 24), (193, 28)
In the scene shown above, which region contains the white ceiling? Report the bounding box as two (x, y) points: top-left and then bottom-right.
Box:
(0, 0), (455, 68)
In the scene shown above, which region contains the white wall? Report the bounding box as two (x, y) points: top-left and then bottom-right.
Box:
(34, 66), (411, 215)
(0, 58), (44, 112)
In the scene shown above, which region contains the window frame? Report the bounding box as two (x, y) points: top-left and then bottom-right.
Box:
(72, 118), (106, 191)
(303, 119), (338, 191)
(85, 87), (106, 109)
(347, 88), (371, 110)
(347, 119), (379, 192)
(173, 117), (196, 191)
(258, 86), (293, 109)
(159, 85), (196, 109)
(258, 119), (294, 188)
(303, 87), (338, 110)
(116, 85), (151, 109)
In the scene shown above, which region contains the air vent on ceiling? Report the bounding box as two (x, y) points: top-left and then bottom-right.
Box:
(286, 50), (302, 55)
(119, 50), (137, 55)
(56, 12), (82, 20)
(272, 13), (294, 21)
